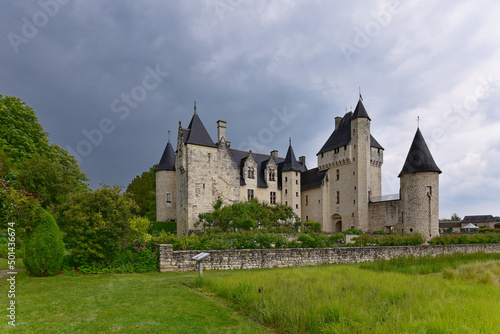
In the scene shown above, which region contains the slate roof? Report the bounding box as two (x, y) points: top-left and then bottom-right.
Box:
(156, 139), (176, 171)
(439, 221), (462, 228)
(231, 149), (285, 188)
(183, 113), (217, 148)
(281, 142), (305, 172)
(463, 215), (499, 223)
(398, 128), (441, 177)
(352, 98), (371, 121)
(301, 168), (328, 191)
(317, 111), (383, 155)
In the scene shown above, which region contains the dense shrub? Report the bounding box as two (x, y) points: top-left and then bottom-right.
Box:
(197, 199), (299, 232)
(429, 233), (500, 245)
(303, 220), (322, 233)
(349, 233), (425, 247)
(23, 210), (64, 276)
(149, 221), (176, 234)
(126, 216), (152, 242)
(342, 228), (364, 235)
(59, 185), (138, 266)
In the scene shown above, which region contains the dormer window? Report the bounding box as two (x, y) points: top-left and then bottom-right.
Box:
(268, 168), (275, 181)
(248, 167), (255, 179)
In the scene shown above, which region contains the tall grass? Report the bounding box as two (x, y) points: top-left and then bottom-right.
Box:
(201, 263), (500, 333)
(443, 260), (500, 285)
(359, 252), (500, 275)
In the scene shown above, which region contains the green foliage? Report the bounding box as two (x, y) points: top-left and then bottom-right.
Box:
(149, 221), (176, 234)
(197, 199), (300, 233)
(303, 220), (322, 233)
(450, 213), (461, 221)
(0, 166), (44, 236)
(341, 228), (364, 235)
(0, 95), (51, 162)
(23, 210), (64, 277)
(126, 216), (152, 242)
(0, 95), (88, 216)
(372, 230), (387, 235)
(479, 227), (500, 234)
(60, 185), (138, 266)
(151, 230), (345, 251)
(442, 260), (500, 285)
(349, 233), (425, 246)
(125, 166), (156, 220)
(429, 233), (500, 245)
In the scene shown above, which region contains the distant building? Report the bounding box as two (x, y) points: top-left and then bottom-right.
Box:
(156, 97), (442, 239)
(439, 215), (500, 233)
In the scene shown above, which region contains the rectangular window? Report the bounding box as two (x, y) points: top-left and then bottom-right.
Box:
(306, 195), (309, 206)
(248, 167), (255, 179)
(285, 177), (288, 182)
(270, 191), (276, 204)
(426, 186), (432, 196)
(336, 191), (340, 204)
(296, 204), (299, 209)
(296, 192), (299, 197)
(268, 169), (275, 181)
(247, 189), (254, 200)
(336, 169), (340, 181)
(166, 192), (172, 203)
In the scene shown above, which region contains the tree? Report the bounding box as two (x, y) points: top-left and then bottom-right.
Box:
(60, 185), (138, 266)
(0, 95), (88, 212)
(0, 95), (51, 162)
(126, 165), (156, 220)
(23, 210), (64, 277)
(450, 213), (461, 221)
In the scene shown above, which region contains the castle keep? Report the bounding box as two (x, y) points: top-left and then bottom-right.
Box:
(156, 97), (441, 238)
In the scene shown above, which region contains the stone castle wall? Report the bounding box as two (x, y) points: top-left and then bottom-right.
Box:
(157, 243), (500, 272)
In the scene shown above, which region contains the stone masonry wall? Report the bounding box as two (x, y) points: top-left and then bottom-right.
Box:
(156, 243), (500, 272)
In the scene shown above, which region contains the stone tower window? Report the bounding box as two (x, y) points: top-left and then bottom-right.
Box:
(285, 177), (288, 182)
(248, 167), (255, 179)
(426, 186), (432, 196)
(166, 192), (172, 203)
(296, 204), (299, 209)
(296, 180), (298, 185)
(336, 191), (340, 204)
(336, 169), (340, 180)
(306, 195), (309, 206)
(296, 192), (299, 197)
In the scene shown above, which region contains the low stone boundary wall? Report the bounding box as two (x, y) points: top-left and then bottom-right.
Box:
(156, 243), (500, 272)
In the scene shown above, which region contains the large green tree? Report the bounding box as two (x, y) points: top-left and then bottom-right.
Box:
(0, 95), (88, 211)
(126, 165), (156, 221)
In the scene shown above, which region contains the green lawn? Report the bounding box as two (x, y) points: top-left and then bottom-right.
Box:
(1, 254), (499, 333)
(0, 271), (271, 333)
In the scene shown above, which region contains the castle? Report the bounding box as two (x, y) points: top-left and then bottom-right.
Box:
(156, 97), (442, 239)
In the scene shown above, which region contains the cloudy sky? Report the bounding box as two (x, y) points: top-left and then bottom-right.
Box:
(1, 0), (499, 219)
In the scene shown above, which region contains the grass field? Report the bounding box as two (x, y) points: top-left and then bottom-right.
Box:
(0, 271), (271, 333)
(199, 254), (500, 333)
(1, 253), (499, 333)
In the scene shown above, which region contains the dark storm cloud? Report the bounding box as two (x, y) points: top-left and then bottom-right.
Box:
(1, 0), (499, 217)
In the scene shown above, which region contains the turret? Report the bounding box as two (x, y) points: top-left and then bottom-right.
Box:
(280, 138), (304, 218)
(156, 131), (177, 222)
(399, 128), (442, 239)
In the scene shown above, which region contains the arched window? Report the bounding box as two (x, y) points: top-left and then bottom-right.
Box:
(166, 192), (172, 203)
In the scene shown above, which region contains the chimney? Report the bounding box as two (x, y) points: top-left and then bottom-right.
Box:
(299, 156), (306, 166)
(270, 150), (278, 158)
(217, 120), (227, 142)
(335, 116), (342, 130)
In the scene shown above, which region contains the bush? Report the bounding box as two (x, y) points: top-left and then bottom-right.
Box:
(59, 185), (137, 266)
(303, 220), (322, 233)
(149, 221), (176, 234)
(23, 210), (64, 276)
(429, 233), (500, 245)
(349, 233), (425, 247)
(342, 228), (364, 235)
(126, 216), (152, 242)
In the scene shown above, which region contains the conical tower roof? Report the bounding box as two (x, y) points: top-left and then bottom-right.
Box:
(398, 128), (441, 177)
(184, 103), (216, 148)
(281, 139), (304, 172)
(156, 134), (176, 171)
(352, 98), (371, 121)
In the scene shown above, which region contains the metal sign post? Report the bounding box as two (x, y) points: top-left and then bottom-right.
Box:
(191, 252), (209, 276)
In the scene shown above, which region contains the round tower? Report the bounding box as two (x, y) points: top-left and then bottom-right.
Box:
(155, 132), (177, 222)
(399, 128), (441, 239)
